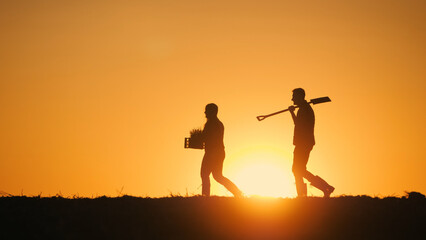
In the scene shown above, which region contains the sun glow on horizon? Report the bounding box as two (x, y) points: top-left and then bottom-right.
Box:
(221, 146), (296, 198)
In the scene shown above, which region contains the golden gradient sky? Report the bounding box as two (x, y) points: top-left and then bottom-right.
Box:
(1, 0), (425, 197)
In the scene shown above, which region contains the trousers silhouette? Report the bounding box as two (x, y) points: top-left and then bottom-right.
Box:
(293, 145), (334, 197)
(200, 151), (241, 197)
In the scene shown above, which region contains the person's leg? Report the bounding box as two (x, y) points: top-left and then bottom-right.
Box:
(292, 146), (311, 197)
(308, 175), (335, 198)
(302, 147), (314, 182)
(304, 170), (315, 182)
(299, 147), (335, 197)
(211, 152), (243, 197)
(294, 174), (306, 197)
(200, 154), (212, 196)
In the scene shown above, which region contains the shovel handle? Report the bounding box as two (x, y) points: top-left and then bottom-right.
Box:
(256, 108), (293, 121)
(256, 96), (331, 122)
(256, 115), (267, 121)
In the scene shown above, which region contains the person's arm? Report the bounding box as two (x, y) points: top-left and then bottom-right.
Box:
(289, 106), (296, 124)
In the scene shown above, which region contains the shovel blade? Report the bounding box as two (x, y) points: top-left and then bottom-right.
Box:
(310, 96), (331, 105)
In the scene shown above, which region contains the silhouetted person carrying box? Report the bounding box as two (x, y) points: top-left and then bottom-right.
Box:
(200, 103), (243, 197)
(289, 88), (335, 197)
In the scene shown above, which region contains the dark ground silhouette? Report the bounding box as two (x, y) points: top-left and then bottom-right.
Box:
(1, 193), (425, 239)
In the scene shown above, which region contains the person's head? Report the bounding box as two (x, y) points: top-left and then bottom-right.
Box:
(292, 88), (306, 106)
(205, 103), (218, 119)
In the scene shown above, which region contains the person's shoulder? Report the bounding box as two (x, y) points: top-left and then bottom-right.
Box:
(299, 102), (310, 110)
(206, 118), (223, 126)
(213, 118), (224, 128)
(302, 101), (313, 110)
(213, 118), (223, 126)
(299, 102), (314, 115)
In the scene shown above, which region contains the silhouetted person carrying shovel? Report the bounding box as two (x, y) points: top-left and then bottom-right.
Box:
(289, 88), (335, 197)
(200, 103), (243, 197)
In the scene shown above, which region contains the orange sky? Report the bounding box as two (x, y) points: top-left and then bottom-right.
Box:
(1, 0), (425, 197)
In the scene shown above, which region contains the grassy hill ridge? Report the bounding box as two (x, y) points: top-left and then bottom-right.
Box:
(1, 193), (425, 239)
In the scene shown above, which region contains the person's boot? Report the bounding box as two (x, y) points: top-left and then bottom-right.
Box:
(296, 182), (307, 197)
(233, 189), (245, 198)
(228, 186), (244, 198)
(310, 175), (334, 198)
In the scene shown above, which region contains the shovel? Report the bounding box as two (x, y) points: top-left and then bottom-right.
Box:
(256, 97), (331, 121)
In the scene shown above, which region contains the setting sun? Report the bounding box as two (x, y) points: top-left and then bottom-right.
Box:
(217, 146), (296, 198)
(233, 162), (293, 198)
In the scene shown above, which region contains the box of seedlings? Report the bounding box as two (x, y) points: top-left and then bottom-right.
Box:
(184, 128), (204, 149)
